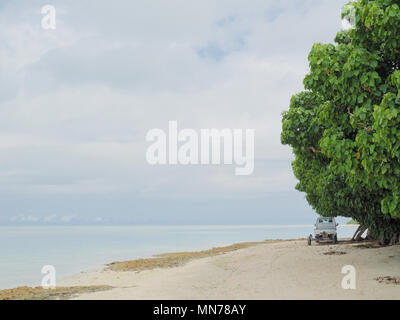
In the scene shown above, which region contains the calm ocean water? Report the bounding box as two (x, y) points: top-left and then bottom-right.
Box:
(0, 225), (358, 289)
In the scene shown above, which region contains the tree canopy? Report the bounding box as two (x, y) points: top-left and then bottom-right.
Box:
(281, 0), (400, 243)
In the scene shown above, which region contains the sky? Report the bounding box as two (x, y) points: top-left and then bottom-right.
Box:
(0, 0), (351, 225)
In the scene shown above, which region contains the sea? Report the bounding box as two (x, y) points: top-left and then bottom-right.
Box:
(0, 224), (358, 290)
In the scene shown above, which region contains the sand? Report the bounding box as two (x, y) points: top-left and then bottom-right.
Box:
(106, 240), (283, 272)
(52, 239), (400, 300)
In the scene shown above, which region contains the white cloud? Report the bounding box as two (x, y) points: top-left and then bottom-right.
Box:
(60, 215), (75, 222)
(43, 214), (57, 222)
(0, 0), (349, 223)
(21, 215), (39, 222)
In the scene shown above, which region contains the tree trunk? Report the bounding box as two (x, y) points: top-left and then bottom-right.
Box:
(376, 233), (400, 246)
(389, 233), (400, 246)
(365, 229), (373, 240)
(351, 226), (360, 241)
(351, 225), (367, 241)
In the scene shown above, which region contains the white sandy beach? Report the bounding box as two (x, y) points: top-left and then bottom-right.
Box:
(58, 239), (400, 300)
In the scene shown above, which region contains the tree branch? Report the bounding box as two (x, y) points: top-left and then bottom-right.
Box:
(347, 108), (376, 133)
(309, 146), (321, 153)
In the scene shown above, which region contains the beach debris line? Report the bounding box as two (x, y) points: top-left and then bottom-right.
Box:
(106, 240), (297, 272)
(355, 242), (382, 249)
(375, 276), (400, 285)
(0, 285), (112, 300)
(323, 251), (347, 255)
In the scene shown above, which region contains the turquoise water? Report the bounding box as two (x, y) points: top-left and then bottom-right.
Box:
(0, 225), (358, 289)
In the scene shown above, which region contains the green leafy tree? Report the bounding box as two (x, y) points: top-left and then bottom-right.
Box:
(281, 0), (400, 244)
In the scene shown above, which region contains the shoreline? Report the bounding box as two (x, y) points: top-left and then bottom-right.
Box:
(1, 237), (400, 300)
(0, 239), (288, 300)
(2, 224), (361, 292)
(1, 224), (328, 291)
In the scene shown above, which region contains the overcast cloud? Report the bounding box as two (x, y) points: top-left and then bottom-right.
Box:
(0, 0), (349, 225)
